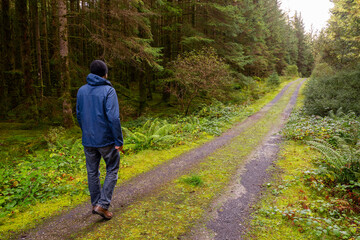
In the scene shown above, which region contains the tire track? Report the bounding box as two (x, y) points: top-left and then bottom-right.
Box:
(188, 79), (306, 240)
(17, 80), (301, 240)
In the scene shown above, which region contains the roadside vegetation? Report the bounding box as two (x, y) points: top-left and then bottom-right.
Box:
(0, 76), (296, 238)
(249, 84), (360, 240)
(250, 1), (360, 238)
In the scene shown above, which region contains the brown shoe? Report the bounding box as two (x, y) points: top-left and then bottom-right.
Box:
(93, 205), (113, 220)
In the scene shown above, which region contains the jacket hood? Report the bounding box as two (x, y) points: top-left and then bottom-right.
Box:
(86, 73), (112, 86)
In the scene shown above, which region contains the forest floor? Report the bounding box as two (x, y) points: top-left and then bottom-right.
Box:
(11, 79), (304, 240)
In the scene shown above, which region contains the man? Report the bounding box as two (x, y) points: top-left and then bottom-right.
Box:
(76, 60), (123, 220)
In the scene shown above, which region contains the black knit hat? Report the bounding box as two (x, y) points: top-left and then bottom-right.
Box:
(90, 60), (108, 77)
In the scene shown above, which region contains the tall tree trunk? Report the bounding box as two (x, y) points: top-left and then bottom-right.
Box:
(17, 0), (38, 119)
(1, 0), (11, 117)
(31, 0), (44, 98)
(41, 0), (51, 92)
(14, 0), (22, 70)
(59, 0), (74, 128)
(17, 0), (34, 98)
(51, 0), (61, 96)
(138, 70), (146, 116)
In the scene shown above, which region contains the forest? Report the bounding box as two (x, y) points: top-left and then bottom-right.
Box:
(1, 0), (360, 239)
(1, 0), (315, 124)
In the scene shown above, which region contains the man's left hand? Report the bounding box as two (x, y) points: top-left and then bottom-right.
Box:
(115, 146), (124, 154)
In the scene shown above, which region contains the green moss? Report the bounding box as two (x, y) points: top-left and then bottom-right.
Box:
(247, 142), (321, 240)
(0, 193), (89, 240)
(75, 80), (301, 240)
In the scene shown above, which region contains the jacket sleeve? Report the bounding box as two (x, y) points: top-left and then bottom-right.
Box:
(76, 91), (82, 130)
(105, 88), (124, 147)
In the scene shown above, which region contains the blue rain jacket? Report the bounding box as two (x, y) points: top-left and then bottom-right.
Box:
(76, 73), (123, 147)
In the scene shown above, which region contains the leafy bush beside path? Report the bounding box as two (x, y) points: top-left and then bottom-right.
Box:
(304, 69), (360, 116)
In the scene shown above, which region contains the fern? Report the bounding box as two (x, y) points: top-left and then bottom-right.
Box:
(122, 119), (179, 152)
(153, 124), (174, 136)
(308, 138), (360, 184)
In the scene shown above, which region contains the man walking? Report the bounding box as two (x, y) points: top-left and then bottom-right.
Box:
(76, 60), (123, 220)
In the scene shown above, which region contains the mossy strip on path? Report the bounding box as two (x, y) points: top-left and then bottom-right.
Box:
(247, 141), (321, 240)
(75, 80), (301, 240)
(2, 79), (297, 239)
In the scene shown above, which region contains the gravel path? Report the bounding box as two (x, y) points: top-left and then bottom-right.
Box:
(16, 80), (301, 240)
(188, 79), (305, 240)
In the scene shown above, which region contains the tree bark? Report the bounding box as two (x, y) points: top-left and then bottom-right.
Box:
(138, 68), (147, 116)
(59, 0), (74, 128)
(41, 0), (51, 92)
(1, 0), (11, 116)
(50, 0), (61, 97)
(17, 0), (34, 98)
(31, 0), (44, 98)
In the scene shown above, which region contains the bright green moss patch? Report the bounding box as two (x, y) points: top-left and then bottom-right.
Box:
(0, 193), (88, 240)
(75, 81), (300, 240)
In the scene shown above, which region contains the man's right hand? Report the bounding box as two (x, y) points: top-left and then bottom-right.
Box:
(115, 146), (124, 154)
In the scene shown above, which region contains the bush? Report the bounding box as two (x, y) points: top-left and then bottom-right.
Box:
(311, 62), (335, 79)
(167, 47), (232, 115)
(283, 64), (299, 77)
(122, 119), (178, 152)
(304, 69), (360, 116)
(267, 72), (280, 87)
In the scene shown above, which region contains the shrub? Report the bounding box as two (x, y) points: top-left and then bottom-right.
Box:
(304, 69), (360, 116)
(311, 62), (335, 79)
(267, 72), (280, 87)
(167, 47), (232, 115)
(283, 64), (299, 77)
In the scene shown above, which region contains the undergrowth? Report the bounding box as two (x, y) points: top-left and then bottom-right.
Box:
(250, 87), (360, 239)
(0, 78), (295, 237)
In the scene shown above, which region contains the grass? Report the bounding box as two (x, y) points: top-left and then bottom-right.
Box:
(0, 136), (212, 239)
(248, 142), (319, 240)
(0, 78), (298, 238)
(0, 125), (46, 166)
(248, 140), (360, 239)
(248, 80), (360, 240)
(74, 80), (301, 239)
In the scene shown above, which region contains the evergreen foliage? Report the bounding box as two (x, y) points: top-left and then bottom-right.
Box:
(0, 0), (314, 122)
(310, 62), (335, 79)
(307, 0), (360, 118)
(267, 72), (280, 87)
(304, 69), (360, 116)
(315, 0), (360, 69)
(283, 65), (299, 77)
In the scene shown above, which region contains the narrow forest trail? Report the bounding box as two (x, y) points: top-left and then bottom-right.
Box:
(17, 79), (305, 240)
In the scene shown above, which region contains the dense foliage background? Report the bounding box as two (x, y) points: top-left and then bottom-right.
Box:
(0, 0), (314, 125)
(305, 0), (360, 116)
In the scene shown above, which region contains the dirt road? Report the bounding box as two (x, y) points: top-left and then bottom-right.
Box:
(16, 79), (305, 240)
(187, 79), (305, 240)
